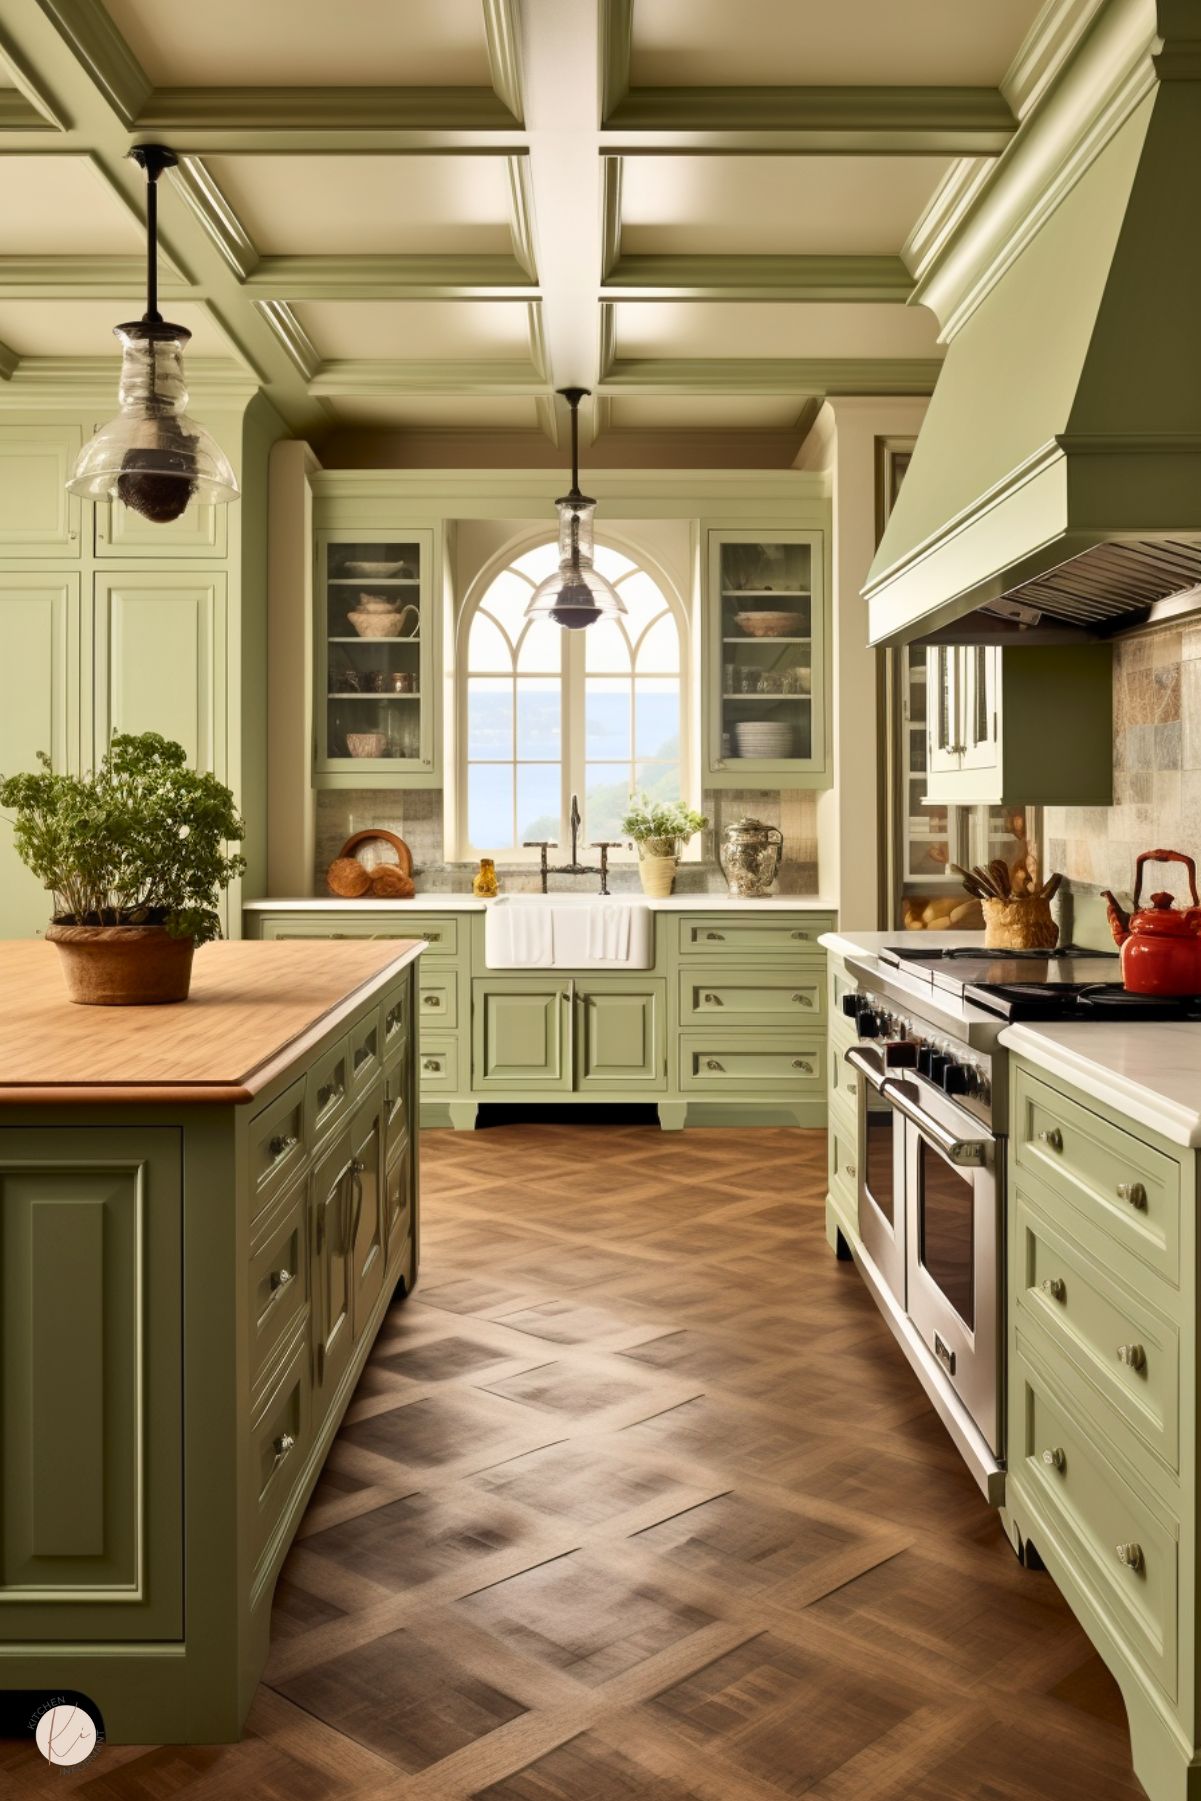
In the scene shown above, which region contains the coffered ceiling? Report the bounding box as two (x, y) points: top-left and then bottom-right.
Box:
(0, 0), (1064, 455)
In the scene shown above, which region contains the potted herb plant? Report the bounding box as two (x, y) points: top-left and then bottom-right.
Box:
(619, 793), (709, 898)
(0, 731), (246, 1005)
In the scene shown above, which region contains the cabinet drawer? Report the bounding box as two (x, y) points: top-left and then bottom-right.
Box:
(384, 1047), (409, 1159)
(828, 1037), (859, 1117)
(348, 1007), (382, 1100)
(677, 913), (832, 957)
(678, 1033), (823, 1094)
(398, 915), (459, 958)
(380, 985), (407, 1064)
(256, 913), (457, 956)
(249, 1076), (306, 1220)
(678, 967), (824, 1027)
(418, 1035), (459, 1092)
(306, 1034), (350, 1146)
(1015, 1341), (1178, 1698)
(417, 967), (458, 1030)
(250, 1328), (311, 1574)
(385, 1133), (413, 1267)
(1013, 1066), (1181, 1291)
(249, 1183), (307, 1392)
(1015, 1190), (1179, 1472)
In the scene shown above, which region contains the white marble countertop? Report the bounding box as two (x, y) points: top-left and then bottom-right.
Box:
(999, 1021), (1201, 1149)
(820, 928), (984, 961)
(246, 893), (838, 914)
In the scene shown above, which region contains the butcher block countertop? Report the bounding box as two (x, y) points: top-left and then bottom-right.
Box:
(0, 937), (424, 1105)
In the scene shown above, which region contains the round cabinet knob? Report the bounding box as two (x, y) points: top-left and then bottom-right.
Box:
(1038, 1127), (1063, 1152)
(1040, 1277), (1066, 1302)
(1041, 1446), (1065, 1472)
(1116, 1541), (1144, 1572)
(1117, 1181), (1147, 1210)
(1117, 1343), (1147, 1371)
(270, 1267), (293, 1292)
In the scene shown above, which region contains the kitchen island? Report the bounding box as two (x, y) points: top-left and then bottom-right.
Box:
(0, 938), (422, 1744)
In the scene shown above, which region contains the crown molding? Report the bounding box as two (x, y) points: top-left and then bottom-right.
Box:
(505, 154), (538, 281)
(599, 356), (944, 396)
(169, 157), (259, 281)
(308, 359), (549, 398)
(600, 155), (622, 278)
(134, 86), (523, 137)
(0, 19), (66, 129)
(0, 338), (19, 381)
(242, 253), (536, 300)
(1002, 0), (1112, 119)
(0, 352), (259, 402)
(602, 252), (914, 302)
(37, 0), (151, 126)
(255, 301), (320, 382)
(599, 0), (634, 121)
(603, 85), (1017, 153)
(482, 0), (524, 124)
(0, 255), (191, 299)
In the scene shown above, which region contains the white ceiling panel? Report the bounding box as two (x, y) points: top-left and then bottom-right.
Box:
(202, 156), (513, 256)
(323, 396), (542, 428)
(620, 155), (953, 256)
(102, 0), (492, 86)
(0, 156), (144, 254)
(607, 395), (809, 429)
(294, 300), (534, 361)
(0, 299), (230, 357)
(629, 0), (1044, 88)
(612, 300), (942, 360)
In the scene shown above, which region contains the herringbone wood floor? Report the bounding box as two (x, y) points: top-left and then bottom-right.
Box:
(1, 1122), (1144, 1799)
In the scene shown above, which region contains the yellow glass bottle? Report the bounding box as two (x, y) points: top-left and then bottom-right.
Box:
(472, 856), (499, 899)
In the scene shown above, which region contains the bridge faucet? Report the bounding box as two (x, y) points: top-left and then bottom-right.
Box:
(523, 794), (622, 894)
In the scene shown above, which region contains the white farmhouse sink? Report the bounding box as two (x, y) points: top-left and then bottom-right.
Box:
(484, 893), (652, 969)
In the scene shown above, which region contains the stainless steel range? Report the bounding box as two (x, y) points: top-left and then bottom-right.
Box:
(839, 941), (1118, 1507)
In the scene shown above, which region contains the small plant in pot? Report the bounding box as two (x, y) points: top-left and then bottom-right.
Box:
(619, 793), (709, 898)
(0, 731), (246, 1005)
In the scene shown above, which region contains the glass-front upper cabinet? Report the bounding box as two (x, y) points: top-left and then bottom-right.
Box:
(705, 529), (828, 788)
(315, 530), (435, 787)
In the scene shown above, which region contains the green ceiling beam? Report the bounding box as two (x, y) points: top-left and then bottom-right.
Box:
(242, 254), (538, 301)
(0, 256), (191, 300)
(602, 253), (916, 302)
(482, 0), (524, 125)
(598, 356), (944, 395)
(308, 359), (549, 398)
(604, 85), (1018, 154)
(134, 88), (523, 139)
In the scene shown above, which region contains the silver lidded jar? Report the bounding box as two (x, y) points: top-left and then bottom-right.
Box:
(720, 816), (784, 897)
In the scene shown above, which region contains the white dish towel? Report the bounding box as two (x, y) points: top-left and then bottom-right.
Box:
(490, 896), (554, 965)
(586, 902), (632, 962)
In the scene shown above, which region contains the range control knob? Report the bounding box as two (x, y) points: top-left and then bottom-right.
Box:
(885, 1040), (919, 1068)
(942, 1061), (977, 1097)
(841, 993), (864, 1020)
(858, 1009), (884, 1039)
(928, 1049), (950, 1083)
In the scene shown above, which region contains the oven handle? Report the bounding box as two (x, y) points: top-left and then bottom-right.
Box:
(879, 1076), (988, 1168)
(843, 1044), (887, 1091)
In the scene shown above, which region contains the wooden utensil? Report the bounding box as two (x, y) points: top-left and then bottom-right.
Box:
(989, 859), (1012, 897)
(326, 829), (415, 900)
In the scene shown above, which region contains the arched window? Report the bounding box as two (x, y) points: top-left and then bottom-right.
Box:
(458, 539), (688, 857)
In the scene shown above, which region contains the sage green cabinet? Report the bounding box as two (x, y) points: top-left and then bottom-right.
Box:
(0, 574), (80, 936)
(924, 643), (1112, 805)
(705, 528), (829, 789)
(310, 1123), (355, 1416)
(348, 1088), (386, 1343)
(0, 1127), (182, 1641)
(95, 495), (227, 559)
(92, 569), (228, 781)
(472, 977), (570, 1090)
(0, 423), (82, 556)
(316, 527), (437, 788)
(576, 980), (666, 1091)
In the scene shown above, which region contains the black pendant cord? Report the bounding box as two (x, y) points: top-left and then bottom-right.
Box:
(129, 144), (178, 327)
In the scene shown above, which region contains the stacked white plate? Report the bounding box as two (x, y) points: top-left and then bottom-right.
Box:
(734, 721), (794, 758)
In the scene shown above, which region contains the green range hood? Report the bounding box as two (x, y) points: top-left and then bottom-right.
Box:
(864, 22), (1201, 648)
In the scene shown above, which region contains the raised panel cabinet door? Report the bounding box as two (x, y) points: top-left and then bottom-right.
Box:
(926, 645), (963, 775)
(311, 1124), (354, 1423)
(959, 645), (1000, 774)
(0, 1128), (182, 1640)
(471, 979), (570, 1090)
(95, 495), (227, 559)
(576, 980), (666, 1090)
(0, 575), (80, 937)
(349, 1091), (385, 1343)
(92, 571), (227, 779)
(0, 424), (82, 555)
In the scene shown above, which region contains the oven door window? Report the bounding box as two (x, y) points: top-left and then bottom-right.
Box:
(916, 1135), (974, 1329)
(864, 1091), (897, 1226)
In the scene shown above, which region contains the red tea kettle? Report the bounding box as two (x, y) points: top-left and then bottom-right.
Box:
(1101, 849), (1201, 996)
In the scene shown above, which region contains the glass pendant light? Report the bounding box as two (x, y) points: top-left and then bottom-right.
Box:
(525, 388), (625, 630)
(67, 144), (239, 524)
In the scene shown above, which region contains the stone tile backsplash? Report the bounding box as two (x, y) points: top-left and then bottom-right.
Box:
(315, 786), (820, 895)
(1045, 619), (1201, 904)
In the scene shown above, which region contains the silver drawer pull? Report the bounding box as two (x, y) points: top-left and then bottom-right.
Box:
(1041, 1446), (1065, 1471)
(1117, 1181), (1147, 1209)
(1117, 1342), (1146, 1371)
(267, 1132), (298, 1163)
(1116, 1541), (1144, 1573)
(792, 1058), (812, 1072)
(317, 1080), (343, 1110)
(273, 1431), (296, 1465)
(269, 1267), (293, 1293)
(422, 993), (439, 1007)
(422, 1057), (442, 1073)
(705, 1058), (724, 1072)
(792, 992), (813, 1006)
(1040, 1277), (1066, 1301)
(1038, 1127), (1063, 1151)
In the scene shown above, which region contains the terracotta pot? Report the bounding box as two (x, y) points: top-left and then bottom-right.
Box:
(637, 851), (677, 898)
(46, 922), (195, 1005)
